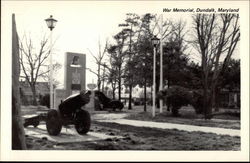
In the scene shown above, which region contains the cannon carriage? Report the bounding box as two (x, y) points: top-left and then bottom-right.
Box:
(46, 90), (92, 135)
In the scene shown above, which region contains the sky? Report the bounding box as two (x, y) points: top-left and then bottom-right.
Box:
(1, 0), (246, 89)
(1, 1), (190, 89)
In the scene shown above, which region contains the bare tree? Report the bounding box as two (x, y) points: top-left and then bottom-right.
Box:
(87, 39), (108, 91)
(19, 33), (54, 105)
(193, 13), (240, 119)
(40, 62), (62, 89)
(193, 14), (216, 119)
(211, 14), (240, 111)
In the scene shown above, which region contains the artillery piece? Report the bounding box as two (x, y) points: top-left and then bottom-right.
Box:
(23, 90), (124, 136)
(24, 90), (92, 136)
(94, 90), (124, 111)
(46, 90), (92, 135)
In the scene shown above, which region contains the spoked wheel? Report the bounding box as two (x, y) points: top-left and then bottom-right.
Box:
(46, 109), (62, 136)
(33, 121), (40, 128)
(74, 109), (91, 135)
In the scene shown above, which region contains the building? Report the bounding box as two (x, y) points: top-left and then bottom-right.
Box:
(19, 80), (49, 105)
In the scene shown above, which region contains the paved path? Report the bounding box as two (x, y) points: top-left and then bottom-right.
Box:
(24, 124), (123, 143)
(97, 119), (240, 137)
(92, 113), (128, 120)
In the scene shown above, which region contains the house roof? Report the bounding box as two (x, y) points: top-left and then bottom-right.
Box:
(20, 81), (50, 95)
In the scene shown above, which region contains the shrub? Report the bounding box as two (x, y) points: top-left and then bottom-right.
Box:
(158, 86), (205, 116)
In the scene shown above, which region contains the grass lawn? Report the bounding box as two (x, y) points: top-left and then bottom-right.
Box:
(124, 105), (240, 129)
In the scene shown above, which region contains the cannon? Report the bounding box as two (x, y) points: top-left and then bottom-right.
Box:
(46, 90), (92, 136)
(23, 113), (47, 128)
(23, 90), (92, 136)
(94, 90), (124, 111)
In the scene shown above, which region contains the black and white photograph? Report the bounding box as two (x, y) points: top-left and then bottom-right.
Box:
(1, 0), (249, 161)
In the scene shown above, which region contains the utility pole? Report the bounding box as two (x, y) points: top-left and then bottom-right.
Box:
(102, 63), (106, 92)
(159, 14), (163, 113)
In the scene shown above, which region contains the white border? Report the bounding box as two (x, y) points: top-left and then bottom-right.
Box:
(1, 0), (249, 161)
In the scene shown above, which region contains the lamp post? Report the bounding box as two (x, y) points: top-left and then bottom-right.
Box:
(143, 58), (147, 112)
(151, 35), (160, 117)
(45, 15), (57, 109)
(159, 14), (163, 113)
(102, 62), (106, 92)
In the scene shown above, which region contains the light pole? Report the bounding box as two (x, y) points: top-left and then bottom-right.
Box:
(102, 62), (106, 93)
(159, 14), (163, 113)
(151, 35), (160, 117)
(45, 15), (57, 109)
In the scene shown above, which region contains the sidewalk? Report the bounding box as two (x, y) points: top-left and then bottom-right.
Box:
(97, 119), (240, 137)
(24, 124), (123, 143)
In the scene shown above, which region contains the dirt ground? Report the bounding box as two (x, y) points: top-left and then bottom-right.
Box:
(25, 121), (240, 150)
(22, 105), (240, 150)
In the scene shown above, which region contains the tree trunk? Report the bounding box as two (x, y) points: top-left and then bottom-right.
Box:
(128, 84), (132, 110)
(203, 82), (208, 119)
(214, 86), (220, 111)
(144, 77), (147, 112)
(111, 83), (116, 100)
(112, 89), (115, 99)
(97, 64), (101, 91)
(118, 67), (121, 101)
(156, 76), (160, 108)
(30, 84), (37, 105)
(151, 86), (153, 106)
(211, 79), (220, 112)
(12, 14), (26, 149)
(211, 70), (220, 112)
(203, 75), (212, 119)
(167, 79), (170, 111)
(102, 66), (105, 92)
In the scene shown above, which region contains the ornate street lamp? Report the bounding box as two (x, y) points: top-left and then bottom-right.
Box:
(45, 15), (57, 31)
(152, 35), (160, 47)
(151, 35), (160, 117)
(45, 15), (57, 109)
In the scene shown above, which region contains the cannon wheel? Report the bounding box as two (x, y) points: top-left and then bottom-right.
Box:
(33, 121), (40, 128)
(46, 109), (62, 136)
(74, 109), (91, 135)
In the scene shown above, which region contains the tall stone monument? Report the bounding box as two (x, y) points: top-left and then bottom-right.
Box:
(54, 52), (86, 109)
(64, 52), (86, 97)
